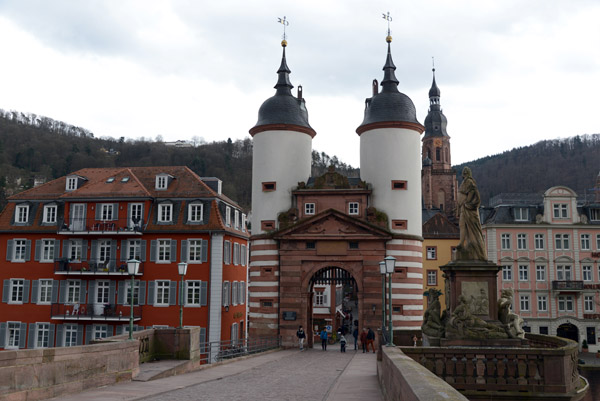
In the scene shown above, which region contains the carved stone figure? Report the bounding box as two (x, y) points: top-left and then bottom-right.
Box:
(422, 290), (445, 338)
(498, 289), (525, 339)
(446, 295), (507, 339)
(456, 167), (487, 261)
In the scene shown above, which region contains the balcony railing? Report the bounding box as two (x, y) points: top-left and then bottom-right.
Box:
(551, 280), (584, 291)
(54, 258), (145, 275)
(58, 217), (144, 235)
(51, 303), (142, 321)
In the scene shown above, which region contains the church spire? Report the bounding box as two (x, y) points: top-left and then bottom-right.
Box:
(275, 41), (293, 95)
(429, 64), (441, 110)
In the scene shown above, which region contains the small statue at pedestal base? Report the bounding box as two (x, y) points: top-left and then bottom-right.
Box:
(445, 295), (507, 340)
(498, 289), (525, 339)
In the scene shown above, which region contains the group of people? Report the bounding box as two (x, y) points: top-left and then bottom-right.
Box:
(296, 325), (376, 353)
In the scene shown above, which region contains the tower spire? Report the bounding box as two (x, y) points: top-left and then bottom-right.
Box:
(275, 17), (293, 95)
(381, 12), (399, 92)
(429, 58), (441, 109)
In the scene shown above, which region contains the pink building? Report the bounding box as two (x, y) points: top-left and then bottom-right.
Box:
(483, 179), (600, 351)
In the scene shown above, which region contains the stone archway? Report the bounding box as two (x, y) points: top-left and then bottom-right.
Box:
(306, 266), (359, 348)
(557, 323), (579, 343)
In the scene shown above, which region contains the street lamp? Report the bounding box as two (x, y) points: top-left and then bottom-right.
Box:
(384, 255), (396, 346)
(379, 261), (387, 337)
(126, 259), (140, 340)
(178, 262), (188, 329)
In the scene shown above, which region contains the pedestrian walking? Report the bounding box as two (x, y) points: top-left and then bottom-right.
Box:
(360, 328), (368, 353)
(366, 327), (376, 353)
(340, 335), (347, 353)
(320, 328), (328, 351)
(296, 325), (306, 351)
(353, 327), (359, 350)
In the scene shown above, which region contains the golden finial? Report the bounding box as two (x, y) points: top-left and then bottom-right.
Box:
(382, 12), (392, 42)
(278, 16), (289, 45)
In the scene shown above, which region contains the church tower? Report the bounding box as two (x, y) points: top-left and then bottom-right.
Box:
(249, 40), (316, 234)
(421, 68), (458, 216)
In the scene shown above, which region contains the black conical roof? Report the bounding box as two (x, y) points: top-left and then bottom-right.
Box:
(356, 38), (421, 133)
(429, 69), (441, 98)
(423, 68), (449, 139)
(251, 42), (315, 136)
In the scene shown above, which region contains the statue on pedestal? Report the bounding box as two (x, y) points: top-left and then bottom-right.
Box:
(422, 289), (445, 338)
(498, 289), (525, 339)
(456, 167), (487, 261)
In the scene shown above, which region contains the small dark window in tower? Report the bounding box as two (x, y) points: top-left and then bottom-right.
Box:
(391, 180), (407, 190)
(306, 241), (316, 249)
(261, 220), (275, 231)
(436, 148), (441, 161)
(392, 220), (407, 230)
(392, 306), (403, 313)
(349, 241), (359, 249)
(262, 182), (276, 192)
(261, 299), (273, 308)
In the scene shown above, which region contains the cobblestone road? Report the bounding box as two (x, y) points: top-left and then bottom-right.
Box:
(141, 348), (363, 401)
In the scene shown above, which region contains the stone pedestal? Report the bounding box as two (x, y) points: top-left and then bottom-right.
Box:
(441, 260), (501, 323)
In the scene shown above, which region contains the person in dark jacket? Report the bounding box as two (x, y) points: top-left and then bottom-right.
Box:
(359, 328), (368, 353)
(353, 327), (359, 350)
(366, 327), (375, 353)
(296, 325), (306, 351)
(320, 328), (328, 351)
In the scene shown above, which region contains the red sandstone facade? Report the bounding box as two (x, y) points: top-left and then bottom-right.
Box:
(0, 166), (248, 350)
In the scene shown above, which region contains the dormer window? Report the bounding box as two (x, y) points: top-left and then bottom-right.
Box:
(225, 206), (231, 227)
(188, 203), (203, 223)
(553, 204), (568, 219)
(155, 174), (174, 190)
(348, 202), (359, 215)
(43, 204), (57, 224)
(158, 203), (173, 222)
(15, 205), (29, 223)
(241, 214), (246, 232)
(514, 207), (529, 221)
(234, 210), (239, 229)
(66, 177), (77, 191)
(305, 203), (315, 215)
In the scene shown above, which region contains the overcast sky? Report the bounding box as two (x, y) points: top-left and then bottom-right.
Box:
(0, 0), (598, 168)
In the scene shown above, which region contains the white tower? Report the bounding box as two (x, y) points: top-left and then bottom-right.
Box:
(357, 36), (424, 237)
(249, 40), (316, 234)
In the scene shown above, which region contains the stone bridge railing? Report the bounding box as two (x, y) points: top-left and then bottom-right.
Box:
(400, 334), (589, 400)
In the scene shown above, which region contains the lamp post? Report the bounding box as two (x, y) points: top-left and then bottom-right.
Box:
(178, 262), (188, 329)
(384, 255), (396, 346)
(379, 261), (387, 337)
(126, 259), (140, 340)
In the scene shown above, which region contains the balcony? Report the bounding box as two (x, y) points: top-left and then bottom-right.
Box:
(551, 280), (584, 291)
(58, 217), (144, 235)
(51, 303), (142, 321)
(54, 258), (145, 276)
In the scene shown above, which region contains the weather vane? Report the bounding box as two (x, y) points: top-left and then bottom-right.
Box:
(278, 16), (289, 42)
(382, 12), (392, 37)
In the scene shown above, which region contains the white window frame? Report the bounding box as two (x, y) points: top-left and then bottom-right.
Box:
(555, 234), (570, 250)
(581, 234), (591, 251)
(127, 239), (141, 261)
(583, 265), (593, 282)
(597, 234), (600, 250)
(41, 239), (56, 263)
(93, 324), (108, 340)
(241, 214), (246, 232)
(35, 323), (50, 348)
(519, 295), (530, 312)
(584, 295), (595, 313)
(518, 265), (529, 281)
(38, 279), (53, 304)
(15, 205), (29, 223)
(66, 177), (77, 191)
(426, 247), (436, 260)
(9, 279), (25, 304)
(558, 295), (574, 312)
(535, 265), (546, 282)
(225, 206), (231, 227)
(222, 281), (230, 307)
(158, 203), (173, 223)
(501, 234), (511, 250)
(188, 203), (203, 223)
(537, 295), (547, 312)
(232, 281), (238, 305)
(188, 239), (203, 263)
(534, 234), (544, 250)
(66, 280), (81, 304)
(12, 239), (27, 262)
(6, 322), (21, 349)
(556, 265), (572, 281)
(186, 280), (201, 306)
(99, 203), (114, 221)
(64, 323), (78, 347)
(125, 280), (140, 306)
(98, 240), (111, 264)
(223, 241), (231, 265)
(43, 205), (57, 224)
(96, 280), (110, 304)
(69, 240), (82, 261)
(348, 202), (359, 215)
(314, 291), (324, 306)
(514, 207), (529, 221)
(502, 265), (512, 281)
(157, 239), (171, 263)
(590, 208), (600, 222)
(155, 280), (170, 306)
(305, 203), (315, 215)
(241, 245), (247, 266)
(234, 210), (239, 229)
(427, 270), (437, 286)
(517, 234), (527, 250)
(553, 203), (568, 219)
(155, 175), (168, 190)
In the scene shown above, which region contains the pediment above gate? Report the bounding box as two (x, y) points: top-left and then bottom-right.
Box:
(273, 208), (391, 240)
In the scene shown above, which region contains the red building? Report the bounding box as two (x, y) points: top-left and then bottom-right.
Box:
(0, 166), (248, 350)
